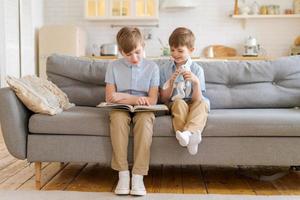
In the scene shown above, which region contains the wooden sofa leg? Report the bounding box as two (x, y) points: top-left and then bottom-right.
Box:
(35, 162), (42, 190)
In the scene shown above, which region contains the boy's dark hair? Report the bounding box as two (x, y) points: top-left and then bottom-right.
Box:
(169, 27), (195, 49)
(116, 27), (144, 54)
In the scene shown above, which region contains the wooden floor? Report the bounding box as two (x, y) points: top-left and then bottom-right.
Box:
(1, 131), (300, 195)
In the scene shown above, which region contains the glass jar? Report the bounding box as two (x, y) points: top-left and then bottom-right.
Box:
(267, 5), (275, 15)
(260, 5), (267, 15)
(251, 1), (260, 15)
(274, 5), (280, 14)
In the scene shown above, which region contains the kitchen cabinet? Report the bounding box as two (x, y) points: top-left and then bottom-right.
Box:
(85, 0), (158, 21)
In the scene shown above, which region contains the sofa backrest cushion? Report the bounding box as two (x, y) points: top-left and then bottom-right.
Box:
(201, 56), (300, 109)
(47, 55), (108, 106)
(47, 54), (300, 109)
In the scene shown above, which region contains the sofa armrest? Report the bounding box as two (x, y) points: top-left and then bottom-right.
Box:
(0, 87), (32, 159)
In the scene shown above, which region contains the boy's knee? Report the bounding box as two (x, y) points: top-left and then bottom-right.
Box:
(191, 100), (209, 113)
(191, 99), (202, 106)
(171, 99), (188, 109)
(173, 99), (186, 105)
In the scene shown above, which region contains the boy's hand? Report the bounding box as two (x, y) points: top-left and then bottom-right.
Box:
(182, 71), (199, 85)
(136, 97), (150, 106)
(169, 69), (181, 85)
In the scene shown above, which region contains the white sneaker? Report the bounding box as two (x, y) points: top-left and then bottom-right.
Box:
(187, 131), (202, 155)
(176, 130), (192, 147)
(130, 174), (146, 196)
(114, 170), (130, 195)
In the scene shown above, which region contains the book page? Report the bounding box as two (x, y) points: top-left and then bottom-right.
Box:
(97, 102), (168, 113)
(133, 104), (169, 112)
(97, 102), (134, 112)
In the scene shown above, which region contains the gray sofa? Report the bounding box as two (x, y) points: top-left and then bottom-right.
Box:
(1, 54), (300, 189)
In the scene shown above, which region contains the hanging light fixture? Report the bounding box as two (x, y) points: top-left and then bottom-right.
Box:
(160, 0), (199, 9)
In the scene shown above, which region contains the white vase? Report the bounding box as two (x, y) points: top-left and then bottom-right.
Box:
(251, 1), (260, 15)
(240, 5), (250, 15)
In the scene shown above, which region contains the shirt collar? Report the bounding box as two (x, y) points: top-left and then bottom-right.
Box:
(123, 58), (144, 68)
(171, 57), (192, 71)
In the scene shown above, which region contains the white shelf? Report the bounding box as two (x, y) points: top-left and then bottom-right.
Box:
(231, 14), (300, 19)
(231, 14), (300, 29)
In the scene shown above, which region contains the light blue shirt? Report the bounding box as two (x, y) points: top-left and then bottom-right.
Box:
(159, 59), (210, 109)
(105, 58), (159, 97)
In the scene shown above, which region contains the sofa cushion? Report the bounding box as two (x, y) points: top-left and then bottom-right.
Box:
(204, 108), (300, 137)
(47, 55), (108, 106)
(6, 75), (74, 115)
(29, 106), (110, 136)
(29, 106), (300, 137)
(29, 106), (174, 137)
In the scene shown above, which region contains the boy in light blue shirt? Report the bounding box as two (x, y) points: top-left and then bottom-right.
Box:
(105, 27), (159, 196)
(160, 27), (210, 155)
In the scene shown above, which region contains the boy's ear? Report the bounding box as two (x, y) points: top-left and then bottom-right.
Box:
(189, 47), (195, 53)
(119, 49), (125, 56)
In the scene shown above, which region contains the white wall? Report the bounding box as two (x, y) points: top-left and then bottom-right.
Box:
(43, 0), (300, 57)
(20, 0), (35, 76)
(20, 0), (44, 76)
(31, 0), (44, 76)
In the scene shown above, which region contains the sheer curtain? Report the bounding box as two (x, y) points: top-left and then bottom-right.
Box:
(0, 0), (43, 88)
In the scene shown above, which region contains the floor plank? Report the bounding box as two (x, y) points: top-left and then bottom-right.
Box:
(18, 162), (67, 190)
(0, 162), (49, 190)
(66, 163), (117, 192)
(272, 170), (300, 195)
(144, 165), (162, 193)
(238, 166), (282, 195)
(0, 155), (17, 171)
(182, 165), (206, 194)
(43, 163), (86, 191)
(202, 166), (255, 195)
(160, 165), (183, 193)
(0, 160), (29, 184)
(0, 147), (9, 155)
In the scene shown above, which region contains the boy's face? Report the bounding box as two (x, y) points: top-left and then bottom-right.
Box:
(121, 44), (144, 65)
(170, 46), (194, 66)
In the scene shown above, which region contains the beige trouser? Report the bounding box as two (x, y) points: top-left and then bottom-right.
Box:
(169, 99), (208, 133)
(109, 110), (155, 175)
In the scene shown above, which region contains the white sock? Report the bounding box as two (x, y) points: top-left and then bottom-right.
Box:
(176, 130), (192, 147)
(187, 130), (202, 155)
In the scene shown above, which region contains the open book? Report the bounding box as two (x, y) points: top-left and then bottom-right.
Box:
(97, 102), (169, 113)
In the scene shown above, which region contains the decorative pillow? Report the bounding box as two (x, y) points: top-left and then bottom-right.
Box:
(6, 75), (75, 115)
